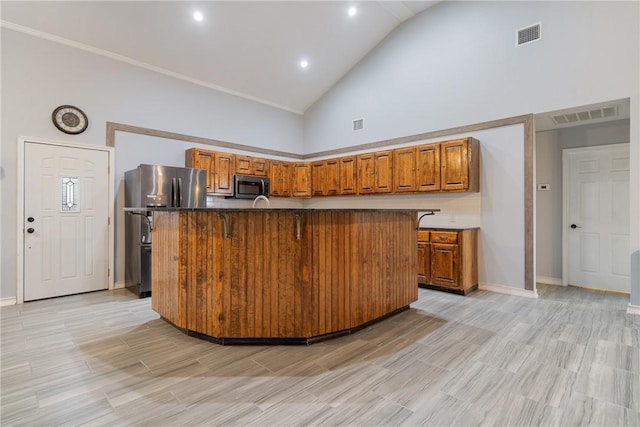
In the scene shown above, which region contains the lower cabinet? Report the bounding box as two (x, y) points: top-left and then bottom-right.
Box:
(417, 228), (478, 295)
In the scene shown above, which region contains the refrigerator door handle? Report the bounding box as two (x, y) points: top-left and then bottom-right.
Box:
(177, 178), (182, 207)
(171, 177), (178, 207)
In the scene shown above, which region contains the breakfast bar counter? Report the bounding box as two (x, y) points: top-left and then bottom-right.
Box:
(142, 208), (434, 344)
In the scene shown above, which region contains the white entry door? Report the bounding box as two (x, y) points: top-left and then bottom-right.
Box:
(24, 141), (110, 301)
(564, 143), (630, 292)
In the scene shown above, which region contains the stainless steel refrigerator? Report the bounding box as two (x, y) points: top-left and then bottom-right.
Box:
(124, 164), (207, 297)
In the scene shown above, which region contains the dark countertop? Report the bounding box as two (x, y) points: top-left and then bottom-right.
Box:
(125, 207), (441, 213)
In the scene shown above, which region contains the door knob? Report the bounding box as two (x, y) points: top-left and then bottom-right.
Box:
(27, 228), (35, 234)
(570, 224), (582, 229)
(27, 217), (35, 222)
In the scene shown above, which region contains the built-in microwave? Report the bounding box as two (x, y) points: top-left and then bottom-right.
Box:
(231, 175), (270, 199)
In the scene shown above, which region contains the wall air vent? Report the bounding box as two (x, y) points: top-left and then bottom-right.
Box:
(352, 118), (364, 132)
(551, 105), (619, 125)
(516, 23), (541, 46)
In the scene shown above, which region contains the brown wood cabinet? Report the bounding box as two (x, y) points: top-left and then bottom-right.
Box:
(394, 147), (417, 193)
(291, 163), (311, 197)
(339, 156), (358, 195)
(311, 159), (340, 196)
(311, 161), (325, 196)
(357, 153), (375, 194)
(417, 230), (430, 284)
(358, 150), (393, 194)
(214, 152), (235, 195)
(251, 157), (269, 176)
(269, 160), (291, 197)
(185, 148), (235, 195)
(233, 154), (269, 177)
(417, 228), (478, 295)
(374, 151), (394, 193)
(324, 158), (340, 196)
(416, 143), (441, 191)
(186, 136), (478, 199)
(186, 149), (215, 191)
(186, 148), (271, 195)
(235, 155), (252, 175)
(440, 138), (479, 192)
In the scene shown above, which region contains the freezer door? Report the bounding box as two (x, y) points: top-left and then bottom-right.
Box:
(174, 167), (207, 207)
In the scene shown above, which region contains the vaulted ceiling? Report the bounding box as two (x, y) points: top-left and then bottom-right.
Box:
(1, 1), (440, 114)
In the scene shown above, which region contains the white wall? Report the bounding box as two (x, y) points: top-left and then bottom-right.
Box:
(304, 2), (637, 152)
(1, 28), (304, 299)
(536, 120), (631, 283)
(304, 1), (639, 301)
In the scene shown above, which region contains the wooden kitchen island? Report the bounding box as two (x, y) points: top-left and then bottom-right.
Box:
(146, 208), (425, 344)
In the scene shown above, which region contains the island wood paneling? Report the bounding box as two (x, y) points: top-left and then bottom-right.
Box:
(151, 211), (187, 328)
(305, 211), (353, 336)
(152, 210), (417, 341)
(351, 212), (417, 326)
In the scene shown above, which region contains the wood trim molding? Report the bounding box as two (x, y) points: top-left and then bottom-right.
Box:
(479, 282), (538, 299)
(523, 114), (534, 291)
(304, 115), (532, 159)
(105, 121), (304, 159)
(106, 113), (535, 292)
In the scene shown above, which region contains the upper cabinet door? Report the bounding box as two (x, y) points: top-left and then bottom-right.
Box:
(357, 153), (375, 194)
(374, 150), (393, 193)
(416, 143), (441, 192)
(393, 147), (416, 193)
(251, 157), (269, 176)
(269, 161), (291, 197)
(339, 156), (358, 195)
(311, 161), (326, 196)
(441, 138), (479, 192)
(214, 153), (235, 195)
(185, 149), (215, 191)
(235, 155), (253, 175)
(325, 159), (340, 196)
(291, 163), (311, 197)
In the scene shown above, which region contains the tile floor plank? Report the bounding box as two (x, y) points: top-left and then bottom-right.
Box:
(1, 284), (637, 426)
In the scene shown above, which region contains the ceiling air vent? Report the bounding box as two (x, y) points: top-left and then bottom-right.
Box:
(551, 105), (619, 125)
(516, 23), (541, 46)
(352, 118), (364, 132)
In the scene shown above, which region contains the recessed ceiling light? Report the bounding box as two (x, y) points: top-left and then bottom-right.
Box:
(348, 7), (357, 17)
(300, 60), (309, 69)
(193, 11), (204, 22)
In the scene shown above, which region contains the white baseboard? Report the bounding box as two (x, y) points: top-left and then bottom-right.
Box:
(113, 280), (125, 289)
(479, 282), (539, 299)
(627, 303), (640, 316)
(536, 276), (563, 286)
(1, 297), (17, 306)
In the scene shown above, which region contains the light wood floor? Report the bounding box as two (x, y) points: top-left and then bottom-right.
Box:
(1, 284), (638, 426)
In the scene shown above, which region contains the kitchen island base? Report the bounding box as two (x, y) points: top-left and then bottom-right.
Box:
(165, 306), (409, 345)
(151, 209), (419, 344)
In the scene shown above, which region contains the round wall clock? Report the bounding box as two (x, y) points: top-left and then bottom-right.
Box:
(52, 105), (88, 134)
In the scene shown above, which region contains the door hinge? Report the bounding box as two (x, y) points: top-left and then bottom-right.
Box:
(108, 217), (111, 225)
(108, 268), (110, 277)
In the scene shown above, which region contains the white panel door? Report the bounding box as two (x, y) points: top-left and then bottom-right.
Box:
(565, 144), (630, 292)
(24, 142), (110, 301)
